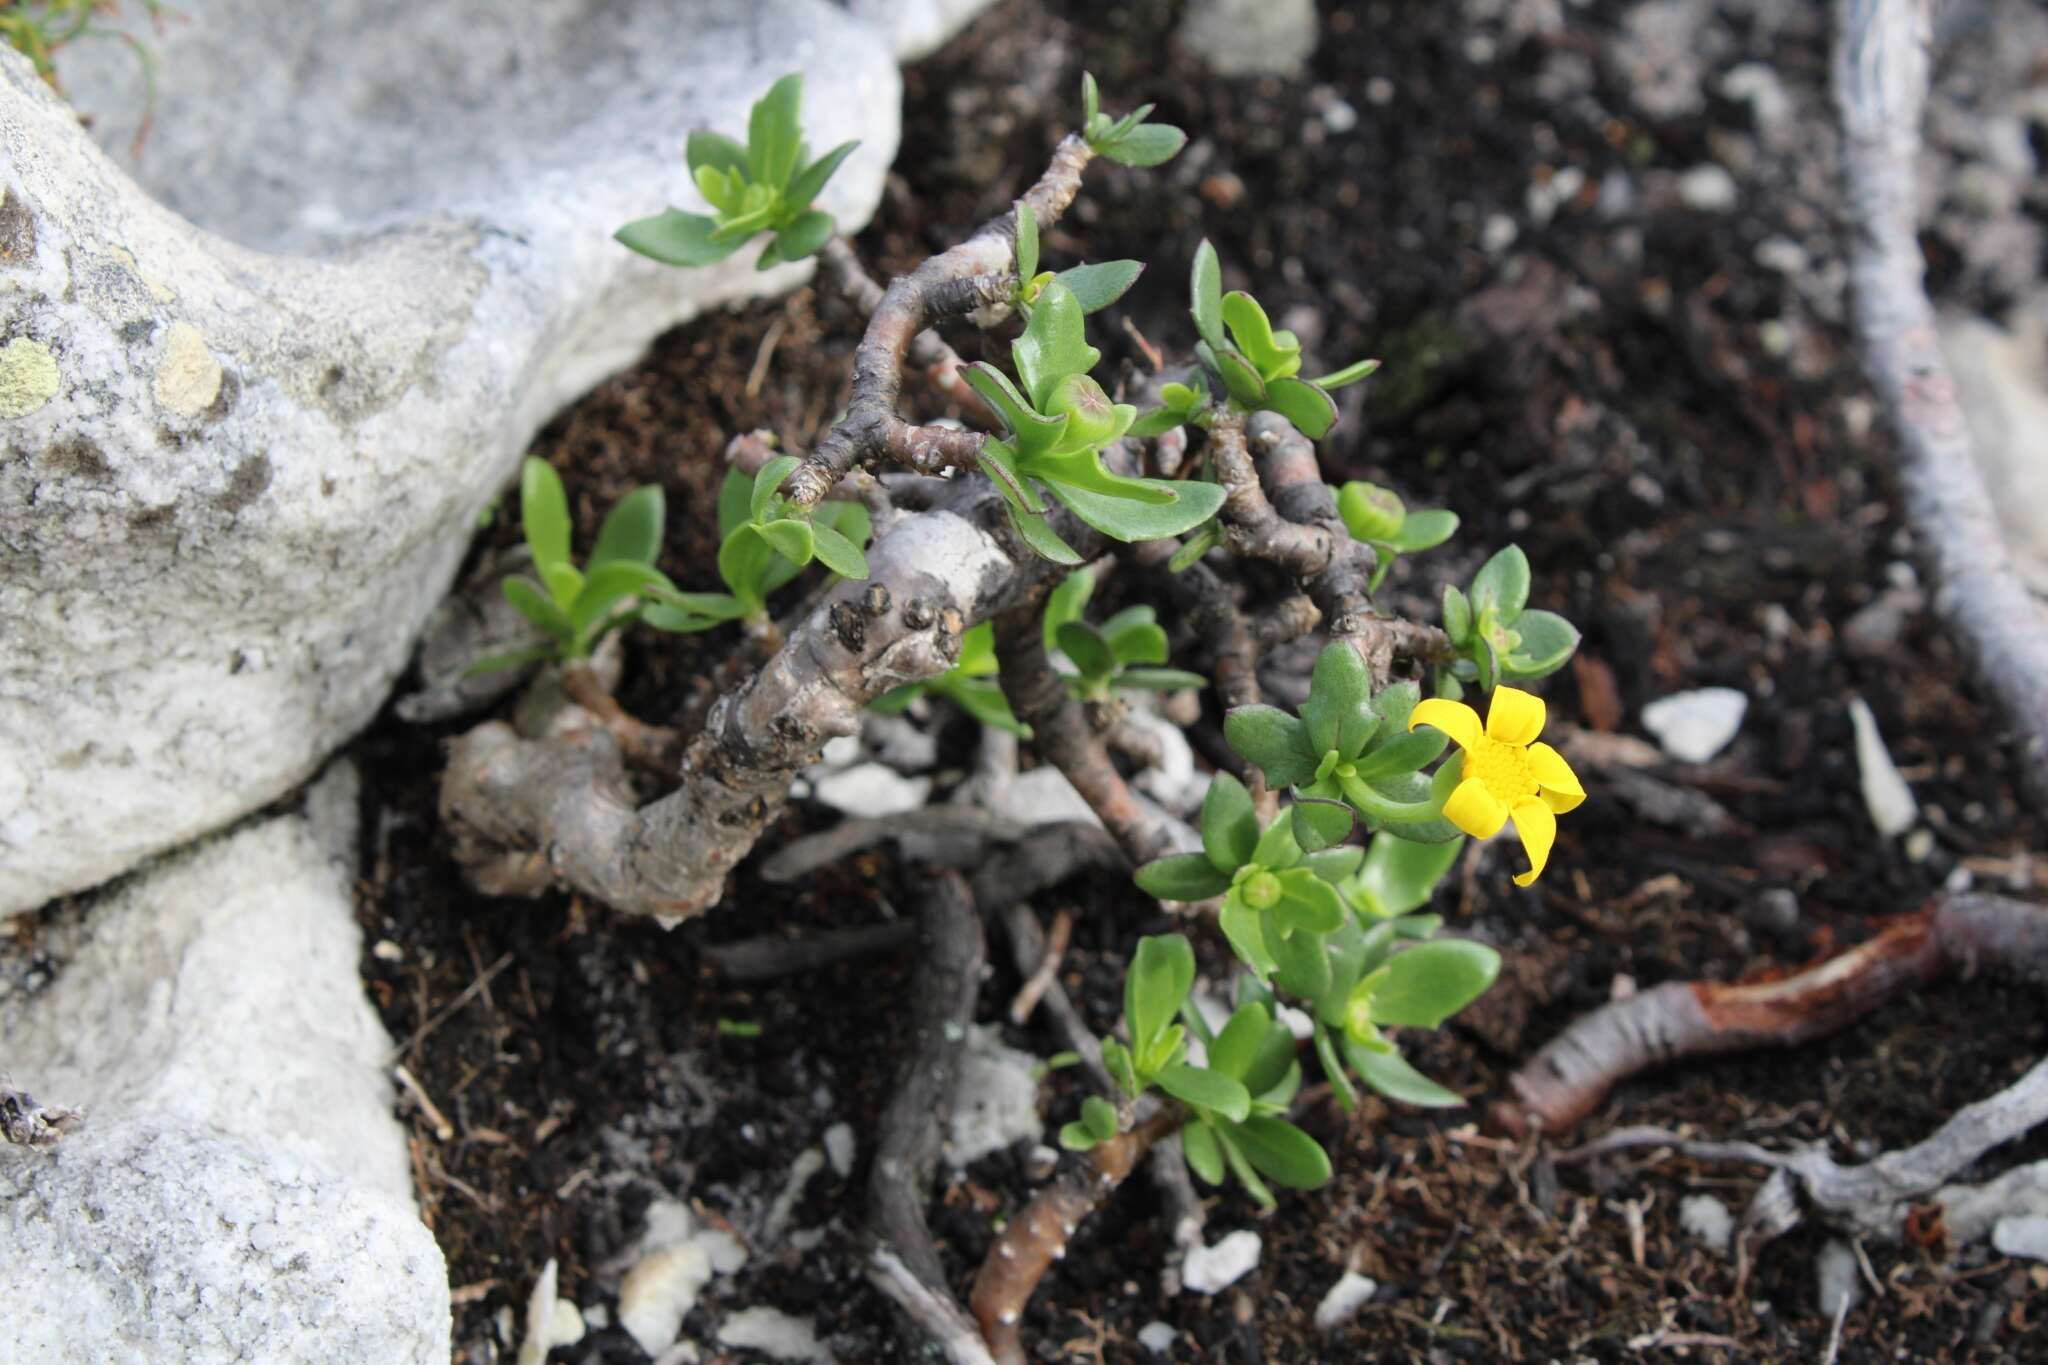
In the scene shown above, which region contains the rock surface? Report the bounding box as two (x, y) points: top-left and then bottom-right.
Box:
(1178, 0), (1318, 77)
(0, 764), (449, 1362)
(0, 0), (943, 915)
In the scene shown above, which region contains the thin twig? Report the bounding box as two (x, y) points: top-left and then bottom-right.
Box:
(1008, 908), (1073, 1025)
(1834, 0), (2048, 805)
(704, 921), (917, 981)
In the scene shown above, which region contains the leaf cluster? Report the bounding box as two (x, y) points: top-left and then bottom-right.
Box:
(490, 458), (673, 670)
(1223, 642), (1462, 845)
(1334, 480), (1459, 592)
(1012, 203), (1143, 320)
(1439, 545), (1580, 692)
(641, 459), (869, 634)
(1079, 72), (1187, 168)
(615, 74), (857, 270)
(969, 280), (1226, 564)
(1040, 571), (1203, 702)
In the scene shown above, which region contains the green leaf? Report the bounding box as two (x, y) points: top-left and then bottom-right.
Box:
(1316, 1027), (1360, 1112)
(1026, 442), (1170, 505)
(1345, 1039), (1466, 1108)
(569, 560), (669, 639)
(641, 591), (748, 634)
(1167, 521), (1222, 572)
(1503, 609), (1579, 678)
(1012, 281), (1101, 410)
(717, 524), (775, 605)
(1014, 200), (1039, 282)
(686, 130), (749, 179)
(710, 199), (778, 244)
(462, 644), (558, 677)
(716, 467), (754, 540)
(1310, 639), (1372, 715)
(1349, 833), (1463, 919)
(1048, 477), (1227, 544)
(758, 518), (814, 566)
(943, 678), (1030, 735)
(1055, 621), (1115, 681)
(747, 73), (804, 190)
(1469, 544), (1531, 620)
(1200, 772), (1259, 873)
(1082, 1095), (1119, 1143)
(519, 458), (573, 574)
(1056, 260), (1143, 313)
(1101, 122), (1186, 167)
(1289, 798), (1356, 854)
(1273, 870), (1346, 935)
(1223, 706), (1317, 789)
(1441, 583), (1473, 644)
(1199, 340), (1267, 407)
(1101, 608), (1165, 665)
(1081, 71), (1101, 129)
(1232, 1116), (1331, 1190)
(1220, 292), (1300, 378)
(1208, 1003), (1272, 1082)
(1262, 377), (1338, 439)
(1181, 1121), (1225, 1186)
(1386, 507), (1458, 554)
(1134, 853), (1232, 902)
(1003, 501), (1084, 564)
(750, 455), (800, 524)
(771, 209), (835, 263)
(502, 576), (572, 646)
(1270, 922), (1332, 1001)
(784, 139), (859, 212)
(1116, 667), (1206, 691)
(1219, 895), (1276, 980)
(1102, 1038), (1142, 1098)
(808, 520), (869, 580)
(1127, 934), (1196, 1054)
(963, 364), (1070, 458)
(1348, 729), (1446, 782)
(1300, 846), (1365, 883)
(1058, 1121), (1100, 1152)
(1310, 357), (1381, 390)
(1250, 812), (1302, 871)
(1366, 940), (1500, 1029)
(695, 164), (742, 215)
(1041, 569), (1093, 655)
(1191, 241), (1225, 352)
(615, 208), (745, 267)
(1129, 407), (1185, 439)
(589, 485), (665, 568)
(1157, 1065), (1251, 1123)
(1216, 1127), (1277, 1208)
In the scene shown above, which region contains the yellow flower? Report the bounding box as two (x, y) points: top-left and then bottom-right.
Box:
(1408, 686), (1584, 886)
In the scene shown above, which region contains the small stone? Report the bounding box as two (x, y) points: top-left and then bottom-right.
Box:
(1718, 62), (1794, 148)
(1744, 888), (1802, 937)
(817, 734), (862, 770)
(1314, 1271), (1378, 1331)
(1680, 1194), (1734, 1255)
(1992, 1215), (2048, 1262)
(1847, 696), (1918, 838)
(810, 763), (930, 818)
(823, 1122), (857, 1178)
(1677, 163), (1738, 213)
(1641, 687), (1746, 763)
(1182, 1230), (1262, 1294)
(371, 938), (405, 962)
(1365, 76), (1395, 106)
(1022, 1144), (1060, 1182)
(1816, 1240), (1862, 1320)
(1526, 166), (1585, 226)
(1481, 212), (1519, 254)
(1753, 236), (1808, 276)
(1178, 0), (1317, 76)
(618, 1244), (713, 1356)
(1137, 1321), (1178, 1355)
(717, 1307), (825, 1361)
(946, 1026), (1043, 1167)
(1904, 827), (1936, 863)
(1320, 96), (1358, 134)
(861, 711), (938, 771)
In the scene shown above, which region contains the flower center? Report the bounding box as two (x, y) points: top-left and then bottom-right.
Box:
(1465, 736), (1535, 804)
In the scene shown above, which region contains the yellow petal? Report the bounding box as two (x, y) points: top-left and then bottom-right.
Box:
(1528, 741), (1586, 814)
(1442, 776), (1509, 840)
(1485, 686), (1546, 747)
(1408, 697), (1482, 751)
(1509, 797), (1557, 886)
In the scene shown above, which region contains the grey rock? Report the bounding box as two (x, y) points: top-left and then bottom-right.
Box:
(1676, 163), (1739, 213)
(1679, 1193), (1734, 1255)
(1609, 0), (1715, 120)
(946, 1025), (1043, 1167)
(1182, 1230), (1262, 1294)
(0, 0), (953, 915)
(1993, 1214), (2048, 1262)
(0, 764), (448, 1362)
(1179, 0), (1318, 77)
(1939, 304), (2048, 596)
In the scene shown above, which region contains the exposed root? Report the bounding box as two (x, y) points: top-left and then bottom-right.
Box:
(1491, 893), (2048, 1138)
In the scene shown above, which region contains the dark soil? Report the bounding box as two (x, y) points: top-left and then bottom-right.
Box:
(352, 2), (2048, 1361)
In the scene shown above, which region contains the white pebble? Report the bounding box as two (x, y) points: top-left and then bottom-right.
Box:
(1679, 1194), (1734, 1255)
(1992, 1215), (2048, 1261)
(823, 1122), (857, 1178)
(1641, 687), (1747, 763)
(809, 762), (930, 818)
(1677, 163), (1738, 212)
(1182, 1230), (1262, 1294)
(1481, 212), (1518, 255)
(1847, 696), (1918, 837)
(1137, 1321), (1178, 1354)
(618, 1243), (713, 1356)
(1753, 236), (1808, 276)
(718, 1306), (826, 1361)
(1815, 1240), (1862, 1320)
(946, 1026), (1045, 1167)
(1313, 1271), (1378, 1331)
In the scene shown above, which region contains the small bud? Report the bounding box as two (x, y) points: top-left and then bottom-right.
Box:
(1337, 481), (1406, 543)
(1242, 870), (1282, 911)
(1045, 373), (1120, 449)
